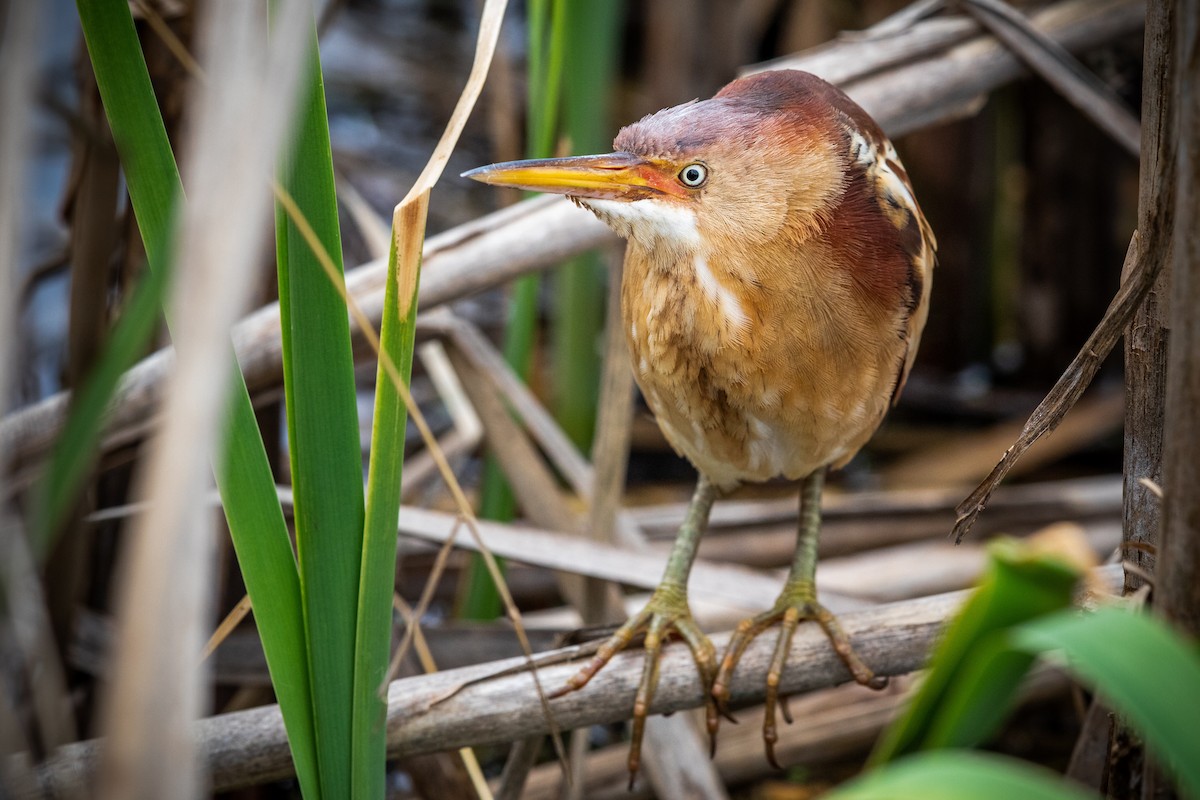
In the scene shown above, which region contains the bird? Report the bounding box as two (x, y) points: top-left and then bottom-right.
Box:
(464, 68), (936, 779)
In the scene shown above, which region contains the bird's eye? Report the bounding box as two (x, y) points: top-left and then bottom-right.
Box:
(678, 163), (708, 188)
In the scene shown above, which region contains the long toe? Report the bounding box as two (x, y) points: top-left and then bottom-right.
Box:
(554, 590), (716, 787)
(716, 594), (883, 768)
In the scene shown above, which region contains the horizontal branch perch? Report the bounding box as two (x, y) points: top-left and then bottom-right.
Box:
(0, 0), (1143, 471)
(32, 566), (1120, 795)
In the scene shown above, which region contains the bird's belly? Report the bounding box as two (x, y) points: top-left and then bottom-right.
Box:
(627, 285), (898, 489)
(638, 370), (889, 489)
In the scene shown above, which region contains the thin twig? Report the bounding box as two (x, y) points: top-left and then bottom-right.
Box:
(385, 516), (464, 685)
(393, 595), (495, 800)
(953, 232), (1149, 542)
(201, 594), (252, 661)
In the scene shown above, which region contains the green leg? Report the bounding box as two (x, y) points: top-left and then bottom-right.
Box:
(711, 468), (885, 767)
(552, 474), (719, 785)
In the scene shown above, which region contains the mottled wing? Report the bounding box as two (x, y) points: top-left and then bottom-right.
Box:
(842, 115), (937, 405)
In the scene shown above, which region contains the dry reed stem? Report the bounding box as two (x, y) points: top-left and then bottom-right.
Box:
(95, 5), (309, 798)
(0, 3), (54, 787)
(387, 516), (465, 683)
(0, 0), (37, 424)
(202, 594), (252, 661)
(430, 313), (649, 550)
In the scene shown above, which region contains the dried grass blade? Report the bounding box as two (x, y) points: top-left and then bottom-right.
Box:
(401, 0), (508, 205)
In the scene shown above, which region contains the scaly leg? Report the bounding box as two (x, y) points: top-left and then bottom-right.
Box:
(551, 474), (719, 785)
(710, 468), (886, 767)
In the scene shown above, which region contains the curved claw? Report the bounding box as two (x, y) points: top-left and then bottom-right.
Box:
(712, 596), (885, 769)
(553, 593), (716, 788)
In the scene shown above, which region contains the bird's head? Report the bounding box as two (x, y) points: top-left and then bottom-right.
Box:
(464, 71), (854, 258)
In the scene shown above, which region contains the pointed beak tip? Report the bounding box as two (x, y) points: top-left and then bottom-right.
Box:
(460, 166), (487, 182)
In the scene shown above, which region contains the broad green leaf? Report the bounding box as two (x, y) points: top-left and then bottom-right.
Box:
(75, 2), (319, 796)
(825, 751), (1097, 800)
(274, 14), (365, 797)
(31, 258), (168, 556)
(871, 532), (1090, 763)
(1012, 607), (1200, 799)
(45, 0), (182, 560)
(351, 197), (427, 797)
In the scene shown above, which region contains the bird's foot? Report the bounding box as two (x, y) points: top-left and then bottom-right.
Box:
(550, 584), (716, 786)
(710, 588), (886, 768)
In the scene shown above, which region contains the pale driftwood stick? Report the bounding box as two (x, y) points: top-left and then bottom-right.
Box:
(32, 594), (955, 795)
(441, 345), (576, 536)
(693, 514), (1121, 585)
(394, 504), (868, 613)
(749, 8), (970, 84)
(861, 0), (946, 37)
(952, 234), (1151, 543)
(0, 517), (77, 751)
(752, 0), (1144, 138)
(36, 569), (1121, 795)
(1158, 0), (1200, 638)
(430, 313), (590, 510)
(633, 474), (1122, 535)
(525, 519), (1121, 635)
(494, 737), (542, 800)
(882, 390), (1124, 491)
(0, 0), (1143, 478)
(962, 0), (1141, 157)
(1122, 0), (1174, 596)
(637, 716), (729, 800)
(516, 681), (911, 800)
(399, 428), (477, 503)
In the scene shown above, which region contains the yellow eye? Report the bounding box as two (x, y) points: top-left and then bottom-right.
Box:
(678, 163), (708, 188)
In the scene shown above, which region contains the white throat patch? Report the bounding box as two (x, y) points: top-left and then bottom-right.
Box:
(580, 198), (702, 251)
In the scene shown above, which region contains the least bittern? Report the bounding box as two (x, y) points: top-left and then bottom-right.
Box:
(466, 70), (936, 776)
